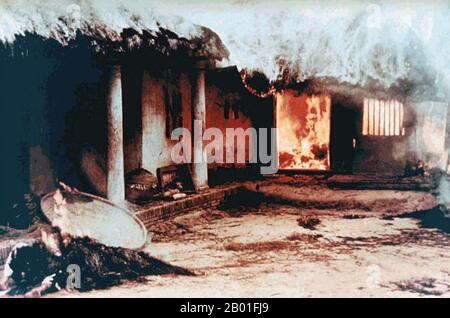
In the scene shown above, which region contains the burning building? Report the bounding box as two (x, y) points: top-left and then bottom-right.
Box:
(0, 0), (450, 299)
(0, 1), (274, 229)
(1, 0), (450, 228)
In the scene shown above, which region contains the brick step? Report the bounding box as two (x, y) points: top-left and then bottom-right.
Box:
(135, 184), (243, 229)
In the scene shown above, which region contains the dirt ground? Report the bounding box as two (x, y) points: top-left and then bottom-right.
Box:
(51, 184), (450, 298)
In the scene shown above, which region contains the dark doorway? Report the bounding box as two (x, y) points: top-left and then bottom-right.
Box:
(330, 103), (357, 173)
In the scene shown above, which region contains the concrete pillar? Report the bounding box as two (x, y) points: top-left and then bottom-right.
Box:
(192, 62), (209, 191)
(106, 64), (125, 203)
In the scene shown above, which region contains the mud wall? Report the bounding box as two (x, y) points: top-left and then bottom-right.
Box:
(136, 71), (192, 175)
(123, 69), (255, 176)
(354, 134), (410, 174)
(352, 102), (414, 174)
(330, 95), (414, 174)
(205, 84), (254, 166)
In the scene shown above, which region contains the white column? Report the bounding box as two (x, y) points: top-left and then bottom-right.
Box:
(141, 71), (151, 170)
(192, 62), (209, 191)
(106, 64), (125, 203)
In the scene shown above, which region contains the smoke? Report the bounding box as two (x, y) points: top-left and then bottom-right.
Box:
(437, 178), (450, 217)
(0, 0), (450, 94)
(155, 0), (450, 98)
(1, 0), (449, 97)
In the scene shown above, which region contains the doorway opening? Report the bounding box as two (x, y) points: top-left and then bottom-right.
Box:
(276, 91), (331, 171)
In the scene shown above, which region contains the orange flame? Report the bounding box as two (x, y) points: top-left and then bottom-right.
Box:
(276, 91), (331, 170)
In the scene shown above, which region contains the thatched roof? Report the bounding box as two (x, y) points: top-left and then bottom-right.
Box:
(1, 1), (449, 101)
(0, 0), (229, 62)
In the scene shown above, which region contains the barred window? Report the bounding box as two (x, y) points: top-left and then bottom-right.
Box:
(362, 98), (405, 136)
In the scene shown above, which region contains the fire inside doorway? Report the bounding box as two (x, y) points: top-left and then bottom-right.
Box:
(276, 91), (331, 170)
